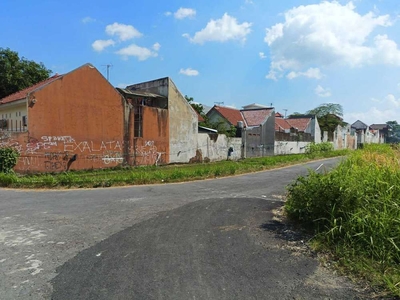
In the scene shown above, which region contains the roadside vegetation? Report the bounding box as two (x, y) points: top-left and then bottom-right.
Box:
(0, 144), (346, 189)
(285, 144), (400, 297)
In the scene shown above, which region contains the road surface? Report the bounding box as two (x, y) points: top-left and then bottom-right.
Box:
(0, 158), (367, 299)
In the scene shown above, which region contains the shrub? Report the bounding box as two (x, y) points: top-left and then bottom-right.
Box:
(0, 147), (20, 173)
(305, 142), (334, 155)
(285, 144), (400, 296)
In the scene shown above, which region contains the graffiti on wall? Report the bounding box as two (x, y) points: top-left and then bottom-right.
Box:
(0, 133), (125, 171)
(135, 140), (165, 165)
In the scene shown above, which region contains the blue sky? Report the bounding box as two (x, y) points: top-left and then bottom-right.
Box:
(1, 0), (400, 124)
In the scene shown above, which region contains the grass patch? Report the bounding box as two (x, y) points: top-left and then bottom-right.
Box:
(0, 149), (349, 189)
(285, 144), (400, 297)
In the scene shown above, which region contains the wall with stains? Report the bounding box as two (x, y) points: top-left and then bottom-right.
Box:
(197, 134), (242, 161)
(167, 79), (198, 163)
(127, 77), (198, 164)
(130, 106), (169, 166)
(1, 64), (126, 173)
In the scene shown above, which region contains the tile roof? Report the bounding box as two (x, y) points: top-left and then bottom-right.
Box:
(196, 110), (205, 122)
(351, 120), (368, 130)
(286, 118), (311, 132)
(369, 124), (388, 130)
(241, 108), (273, 127)
(208, 105), (244, 126)
(275, 112), (284, 118)
(0, 74), (62, 104)
(275, 118), (292, 131)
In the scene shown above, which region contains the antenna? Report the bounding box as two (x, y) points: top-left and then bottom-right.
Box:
(102, 64), (113, 81)
(283, 109), (288, 118)
(214, 101), (224, 105)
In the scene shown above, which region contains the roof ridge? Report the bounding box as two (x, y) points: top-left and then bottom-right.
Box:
(0, 73), (62, 103)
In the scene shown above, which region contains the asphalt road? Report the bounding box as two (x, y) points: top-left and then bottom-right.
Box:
(0, 158), (366, 299)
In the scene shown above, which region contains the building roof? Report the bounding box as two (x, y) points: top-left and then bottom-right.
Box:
(370, 124), (389, 130)
(196, 110), (205, 122)
(242, 103), (270, 110)
(351, 120), (368, 130)
(116, 88), (166, 98)
(207, 105), (244, 126)
(275, 112), (284, 118)
(286, 118), (311, 132)
(0, 74), (62, 105)
(275, 118), (292, 131)
(241, 108), (274, 127)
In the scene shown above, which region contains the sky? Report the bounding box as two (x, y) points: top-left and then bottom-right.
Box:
(1, 0), (400, 125)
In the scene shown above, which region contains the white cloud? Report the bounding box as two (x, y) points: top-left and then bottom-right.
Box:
(92, 39), (115, 52)
(174, 8), (196, 19)
(116, 44), (158, 61)
(179, 68), (199, 76)
(184, 13), (252, 44)
(346, 93), (400, 123)
(82, 16), (96, 24)
(105, 22), (142, 41)
(164, 11), (172, 16)
(265, 1), (397, 80)
(287, 68), (323, 80)
(315, 85), (332, 97)
(245, 0), (254, 4)
(259, 52), (266, 59)
(152, 42), (161, 51)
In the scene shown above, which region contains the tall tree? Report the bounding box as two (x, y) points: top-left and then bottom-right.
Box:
(307, 103), (346, 135)
(0, 48), (51, 99)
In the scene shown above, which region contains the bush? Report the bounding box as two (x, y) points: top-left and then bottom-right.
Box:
(305, 142), (334, 155)
(285, 144), (400, 296)
(0, 147), (20, 173)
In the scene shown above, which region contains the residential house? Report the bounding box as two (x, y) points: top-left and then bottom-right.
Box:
(370, 124), (390, 143)
(241, 108), (275, 157)
(351, 120), (385, 145)
(285, 115), (321, 143)
(0, 64), (126, 173)
(206, 105), (244, 134)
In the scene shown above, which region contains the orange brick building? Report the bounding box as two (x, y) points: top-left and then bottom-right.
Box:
(0, 64), (171, 173)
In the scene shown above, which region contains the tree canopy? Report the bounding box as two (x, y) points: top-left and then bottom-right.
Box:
(306, 103), (346, 135)
(0, 48), (51, 99)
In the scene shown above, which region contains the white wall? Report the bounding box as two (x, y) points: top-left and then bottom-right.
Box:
(274, 141), (310, 155)
(197, 134), (242, 161)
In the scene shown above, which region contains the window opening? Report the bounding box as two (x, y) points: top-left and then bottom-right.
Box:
(134, 106), (143, 137)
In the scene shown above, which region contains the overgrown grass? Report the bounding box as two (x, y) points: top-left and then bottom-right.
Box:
(0, 149), (349, 189)
(285, 144), (400, 297)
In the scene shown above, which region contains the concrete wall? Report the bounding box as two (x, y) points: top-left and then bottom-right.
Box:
(3, 64), (126, 173)
(127, 77), (198, 164)
(168, 79), (198, 163)
(312, 117), (322, 143)
(197, 134), (242, 161)
(243, 114), (275, 158)
(274, 141), (309, 155)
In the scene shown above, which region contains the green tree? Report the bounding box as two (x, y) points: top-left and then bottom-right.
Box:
(307, 103), (346, 135)
(0, 48), (51, 99)
(386, 121), (400, 143)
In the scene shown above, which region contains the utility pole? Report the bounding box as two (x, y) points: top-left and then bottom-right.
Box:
(283, 109), (288, 118)
(102, 64), (113, 81)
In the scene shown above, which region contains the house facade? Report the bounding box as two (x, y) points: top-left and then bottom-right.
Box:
(0, 64), (126, 173)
